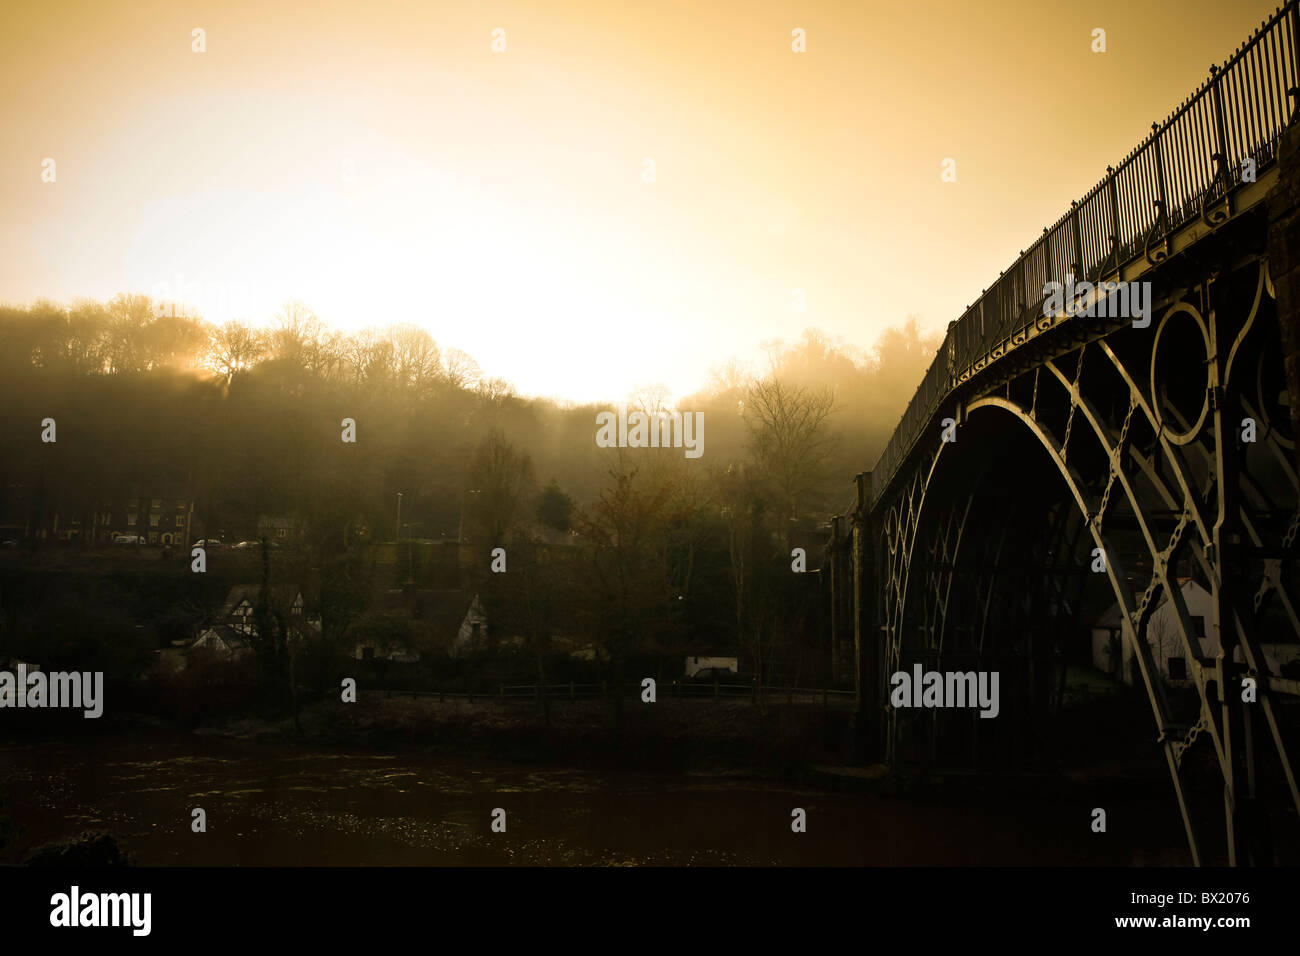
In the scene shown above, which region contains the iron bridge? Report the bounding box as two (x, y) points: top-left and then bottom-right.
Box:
(825, 2), (1300, 866)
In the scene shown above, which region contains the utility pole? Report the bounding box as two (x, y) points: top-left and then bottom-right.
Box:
(405, 523), (415, 586)
(396, 492), (408, 590)
(458, 489), (481, 544)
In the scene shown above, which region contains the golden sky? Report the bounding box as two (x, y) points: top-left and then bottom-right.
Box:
(0, 0), (1281, 403)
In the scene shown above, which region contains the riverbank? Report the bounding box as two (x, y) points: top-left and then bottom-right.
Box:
(190, 695), (853, 777)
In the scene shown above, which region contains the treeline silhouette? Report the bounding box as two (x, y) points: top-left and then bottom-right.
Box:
(0, 293), (939, 703)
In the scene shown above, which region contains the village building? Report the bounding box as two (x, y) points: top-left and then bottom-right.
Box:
(188, 625), (254, 661)
(352, 589), (489, 662)
(1091, 578), (1300, 684)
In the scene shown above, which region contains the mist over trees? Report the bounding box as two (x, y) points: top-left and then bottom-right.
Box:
(0, 294), (941, 695)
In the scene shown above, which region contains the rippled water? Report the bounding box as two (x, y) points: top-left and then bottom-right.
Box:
(1, 732), (1187, 865)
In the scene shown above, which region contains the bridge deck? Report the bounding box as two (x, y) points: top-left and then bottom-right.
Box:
(866, 2), (1300, 513)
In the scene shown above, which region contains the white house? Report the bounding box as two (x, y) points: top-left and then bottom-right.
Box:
(1092, 579), (1213, 685)
(452, 594), (489, 656)
(352, 591), (489, 661)
(220, 584), (305, 635)
(1092, 578), (1300, 684)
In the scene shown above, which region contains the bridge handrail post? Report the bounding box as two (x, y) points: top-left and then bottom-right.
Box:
(1069, 200), (1084, 284)
(1106, 166), (1121, 276)
(1290, 2), (1300, 122)
(1020, 250), (1031, 328)
(1208, 64), (1231, 195)
(1151, 121), (1170, 242)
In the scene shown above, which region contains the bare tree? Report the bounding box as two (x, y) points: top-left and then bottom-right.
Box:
(629, 382), (672, 416)
(388, 324), (441, 393)
(1148, 611), (1185, 684)
(574, 460), (678, 728)
(705, 358), (752, 398)
(475, 376), (516, 408)
(441, 347), (481, 390)
(270, 300), (337, 376)
(719, 463), (779, 711)
(345, 328), (395, 387)
(207, 321), (266, 384)
(742, 376), (838, 528)
(465, 428), (537, 548)
(103, 293), (156, 373)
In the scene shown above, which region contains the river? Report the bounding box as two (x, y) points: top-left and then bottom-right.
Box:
(1, 731), (1188, 865)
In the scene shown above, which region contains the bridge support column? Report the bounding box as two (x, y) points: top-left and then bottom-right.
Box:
(1208, 276), (1254, 865)
(827, 515), (843, 684)
(851, 472), (880, 761)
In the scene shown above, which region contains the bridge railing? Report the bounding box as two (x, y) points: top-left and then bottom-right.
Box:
(869, 2), (1300, 509)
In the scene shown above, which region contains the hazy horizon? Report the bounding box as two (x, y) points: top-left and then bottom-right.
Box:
(2, 0), (1279, 402)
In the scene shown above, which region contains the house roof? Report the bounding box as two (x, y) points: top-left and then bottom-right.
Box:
(219, 585), (257, 616)
(191, 625), (251, 651)
(1095, 578), (1204, 629)
(219, 584), (304, 618)
(377, 588), (482, 635)
(1096, 602), (1125, 628)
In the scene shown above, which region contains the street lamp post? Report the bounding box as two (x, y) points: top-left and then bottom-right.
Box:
(404, 522), (418, 586)
(458, 489), (481, 545)
(396, 492), (405, 589)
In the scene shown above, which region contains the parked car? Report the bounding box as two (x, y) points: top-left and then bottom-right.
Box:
(112, 534), (144, 545)
(193, 538), (224, 549)
(0, 540), (18, 549)
(231, 540), (258, 550)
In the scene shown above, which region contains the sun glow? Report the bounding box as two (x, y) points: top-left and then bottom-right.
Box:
(3, 0), (1280, 404)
